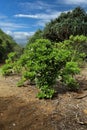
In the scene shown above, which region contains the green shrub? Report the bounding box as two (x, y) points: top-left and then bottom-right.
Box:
(2, 52), (17, 76)
(17, 77), (26, 87)
(20, 39), (72, 98)
(2, 64), (13, 76)
(2, 52), (22, 76)
(61, 62), (80, 90)
(2, 35), (86, 99)
(37, 85), (55, 99)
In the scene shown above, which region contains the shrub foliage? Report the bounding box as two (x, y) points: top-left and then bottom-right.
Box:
(2, 35), (86, 98)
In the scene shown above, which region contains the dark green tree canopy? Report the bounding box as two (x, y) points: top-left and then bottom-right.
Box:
(43, 7), (87, 42)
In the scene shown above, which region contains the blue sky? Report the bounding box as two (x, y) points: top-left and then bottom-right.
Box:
(0, 0), (87, 44)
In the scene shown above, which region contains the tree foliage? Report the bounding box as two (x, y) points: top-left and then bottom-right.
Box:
(0, 29), (21, 63)
(43, 7), (87, 42)
(27, 29), (43, 45)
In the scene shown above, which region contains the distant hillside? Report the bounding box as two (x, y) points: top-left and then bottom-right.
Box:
(0, 29), (20, 62)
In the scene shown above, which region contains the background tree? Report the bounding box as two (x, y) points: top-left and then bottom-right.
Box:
(26, 29), (43, 46)
(43, 7), (87, 42)
(0, 29), (22, 63)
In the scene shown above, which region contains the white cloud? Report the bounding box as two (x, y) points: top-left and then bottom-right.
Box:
(15, 14), (38, 19)
(0, 14), (32, 44)
(37, 19), (50, 27)
(14, 11), (61, 20)
(0, 22), (24, 28)
(14, 11), (64, 27)
(6, 31), (34, 44)
(0, 21), (29, 32)
(0, 16), (34, 44)
(64, 0), (87, 5)
(12, 32), (34, 40)
(20, 1), (54, 11)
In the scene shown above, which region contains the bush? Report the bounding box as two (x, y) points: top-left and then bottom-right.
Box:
(2, 36), (86, 99)
(61, 62), (80, 90)
(2, 52), (18, 76)
(18, 39), (74, 98)
(37, 85), (55, 99)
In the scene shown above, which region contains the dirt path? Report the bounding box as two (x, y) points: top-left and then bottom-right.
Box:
(0, 65), (87, 130)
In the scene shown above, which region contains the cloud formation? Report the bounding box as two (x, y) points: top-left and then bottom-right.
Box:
(14, 11), (61, 20)
(20, 1), (57, 11)
(0, 19), (31, 44)
(14, 11), (62, 27)
(0, 21), (28, 32)
(64, 0), (87, 5)
(6, 31), (34, 44)
(0, 22), (26, 30)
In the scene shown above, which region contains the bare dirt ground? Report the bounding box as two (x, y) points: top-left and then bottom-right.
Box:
(0, 64), (87, 130)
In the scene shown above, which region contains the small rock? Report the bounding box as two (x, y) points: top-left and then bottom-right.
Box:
(12, 123), (16, 126)
(0, 113), (3, 116)
(83, 109), (87, 115)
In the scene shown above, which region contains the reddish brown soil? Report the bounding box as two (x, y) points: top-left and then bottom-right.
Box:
(0, 65), (87, 130)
